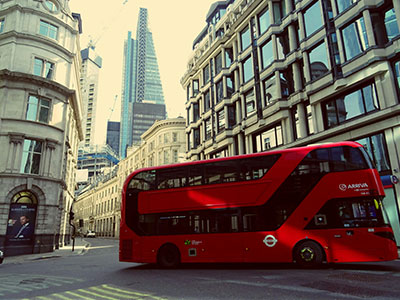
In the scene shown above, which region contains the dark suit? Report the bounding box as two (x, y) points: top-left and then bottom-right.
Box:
(15, 223), (34, 238)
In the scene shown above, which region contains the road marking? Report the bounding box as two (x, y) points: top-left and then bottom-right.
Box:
(90, 286), (137, 299)
(24, 284), (167, 300)
(0, 274), (84, 297)
(51, 294), (71, 300)
(65, 291), (96, 299)
(78, 288), (120, 300)
(101, 284), (165, 298)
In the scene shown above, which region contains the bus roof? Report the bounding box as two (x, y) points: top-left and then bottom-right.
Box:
(123, 141), (363, 186)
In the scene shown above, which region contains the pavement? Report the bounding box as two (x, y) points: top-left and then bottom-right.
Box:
(1, 238), (90, 265)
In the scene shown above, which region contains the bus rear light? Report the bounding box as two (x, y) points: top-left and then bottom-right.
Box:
(374, 231), (396, 242)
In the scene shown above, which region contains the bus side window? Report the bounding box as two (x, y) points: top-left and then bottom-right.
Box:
(243, 214), (256, 231)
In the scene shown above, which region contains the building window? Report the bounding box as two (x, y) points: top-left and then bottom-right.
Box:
(280, 68), (293, 98)
(26, 95), (50, 123)
(277, 29), (290, 60)
(216, 80), (223, 104)
(291, 107), (301, 140)
(164, 151), (169, 164)
(258, 8), (270, 35)
(225, 47), (233, 68)
(34, 58), (54, 79)
(203, 65), (210, 85)
(306, 102), (314, 135)
(187, 106), (192, 124)
(323, 82), (379, 129)
(193, 103), (200, 122)
(245, 89), (256, 116)
(227, 105), (236, 128)
(263, 75), (277, 106)
(254, 124), (283, 152)
(194, 128), (200, 148)
(261, 40), (273, 69)
(173, 150), (178, 163)
(215, 52), (223, 75)
(164, 133), (169, 143)
(384, 8), (400, 42)
(39, 20), (58, 40)
(242, 56), (254, 83)
(20, 139), (42, 174)
(186, 84), (191, 101)
(217, 110), (225, 132)
(394, 60), (400, 94)
(240, 26), (251, 51)
(272, 1), (285, 24)
(341, 17), (368, 61)
(173, 132), (178, 143)
(226, 74), (234, 97)
(205, 118), (212, 140)
(304, 1), (323, 37)
(193, 80), (199, 96)
(44, 0), (58, 13)
(335, 0), (357, 14)
(0, 18), (4, 33)
(309, 41), (330, 81)
(355, 133), (390, 174)
(204, 90), (211, 112)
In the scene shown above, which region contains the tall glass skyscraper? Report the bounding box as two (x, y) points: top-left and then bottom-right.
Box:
(120, 8), (166, 158)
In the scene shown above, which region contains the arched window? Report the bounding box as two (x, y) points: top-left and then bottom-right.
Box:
(11, 191), (38, 204)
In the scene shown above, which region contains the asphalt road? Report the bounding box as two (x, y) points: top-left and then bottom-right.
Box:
(1, 238), (400, 300)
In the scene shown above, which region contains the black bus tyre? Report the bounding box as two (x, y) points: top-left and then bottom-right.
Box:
(157, 244), (181, 268)
(294, 240), (324, 267)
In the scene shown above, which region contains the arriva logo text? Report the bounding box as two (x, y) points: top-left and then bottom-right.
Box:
(339, 183), (369, 191)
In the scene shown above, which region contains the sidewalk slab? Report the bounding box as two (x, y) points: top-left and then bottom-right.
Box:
(1, 238), (90, 265)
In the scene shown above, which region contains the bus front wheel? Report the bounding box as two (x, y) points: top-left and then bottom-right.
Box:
(294, 240), (324, 267)
(157, 244), (181, 268)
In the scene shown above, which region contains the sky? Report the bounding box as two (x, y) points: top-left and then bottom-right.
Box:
(68, 0), (217, 144)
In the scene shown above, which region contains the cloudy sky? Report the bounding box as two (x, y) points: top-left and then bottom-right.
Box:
(68, 0), (217, 143)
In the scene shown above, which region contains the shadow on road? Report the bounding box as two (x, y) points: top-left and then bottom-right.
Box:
(118, 261), (400, 272)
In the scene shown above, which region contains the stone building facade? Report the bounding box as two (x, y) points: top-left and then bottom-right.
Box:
(0, 0), (83, 255)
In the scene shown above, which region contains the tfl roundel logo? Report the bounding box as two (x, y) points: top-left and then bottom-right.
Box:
(339, 184), (347, 191)
(263, 235), (278, 247)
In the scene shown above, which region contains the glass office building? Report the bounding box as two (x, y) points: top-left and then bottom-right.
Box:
(120, 8), (166, 158)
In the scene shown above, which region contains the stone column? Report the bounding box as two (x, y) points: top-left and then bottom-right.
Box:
(297, 102), (308, 139)
(363, 10), (376, 47)
(238, 132), (245, 155)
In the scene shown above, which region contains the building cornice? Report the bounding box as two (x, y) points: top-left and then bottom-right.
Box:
(0, 30), (74, 58)
(0, 69), (73, 95)
(141, 118), (186, 140)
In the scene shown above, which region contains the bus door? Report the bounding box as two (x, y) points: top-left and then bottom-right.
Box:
(189, 212), (243, 262)
(241, 212), (289, 263)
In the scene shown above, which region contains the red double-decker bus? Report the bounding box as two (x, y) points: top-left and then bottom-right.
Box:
(119, 142), (398, 267)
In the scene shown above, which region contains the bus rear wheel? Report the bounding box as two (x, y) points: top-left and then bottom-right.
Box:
(294, 240), (324, 267)
(157, 244), (181, 268)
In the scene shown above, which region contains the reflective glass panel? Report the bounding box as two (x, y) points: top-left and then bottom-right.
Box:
(304, 1), (323, 37)
(258, 8), (270, 35)
(309, 42), (329, 80)
(243, 56), (254, 82)
(385, 8), (400, 41)
(261, 40), (273, 69)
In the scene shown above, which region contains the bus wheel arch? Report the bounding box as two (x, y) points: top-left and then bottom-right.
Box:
(293, 239), (326, 267)
(157, 243), (181, 268)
